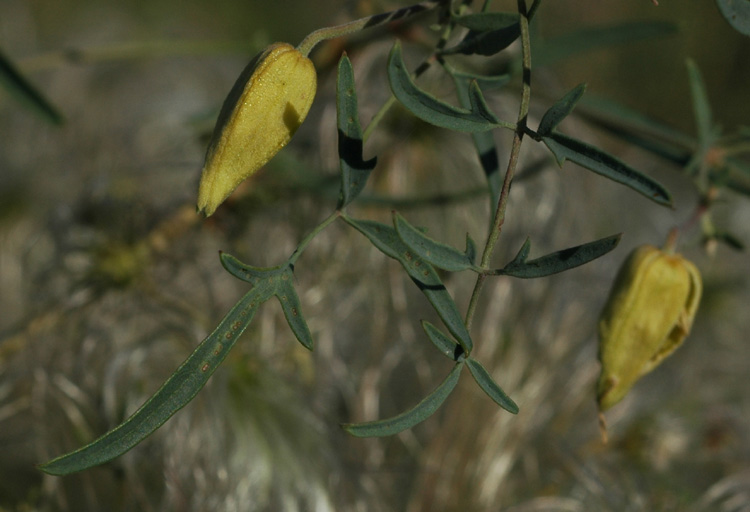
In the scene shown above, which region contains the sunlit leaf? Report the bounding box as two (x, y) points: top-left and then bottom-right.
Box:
(537, 83), (587, 136)
(388, 41), (501, 132)
(466, 358), (518, 413)
(542, 132), (672, 206)
(393, 212), (477, 272)
(343, 215), (473, 354)
(342, 363), (463, 437)
(0, 49), (63, 125)
(336, 53), (376, 209)
(716, 0), (750, 36)
(494, 234), (622, 278)
(39, 292), (260, 475)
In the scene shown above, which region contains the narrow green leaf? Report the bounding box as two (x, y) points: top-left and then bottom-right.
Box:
(276, 274), (314, 350)
(442, 20), (520, 56)
(535, 22), (678, 67)
(342, 363), (463, 437)
(343, 215), (473, 354)
(388, 41), (501, 133)
(542, 132), (672, 206)
(450, 69), (511, 92)
(39, 292), (260, 475)
(421, 320), (465, 361)
(393, 212), (476, 272)
(577, 94), (694, 166)
(508, 237), (531, 266)
(713, 231), (745, 251)
(686, 59), (714, 146)
(537, 83), (587, 136)
(466, 358), (518, 414)
(452, 12), (520, 32)
(336, 53), (376, 209)
(495, 234), (621, 279)
(451, 73), (502, 209)
(220, 252), (283, 285)
(465, 234), (477, 266)
(0, 49), (63, 125)
(716, 0), (750, 36)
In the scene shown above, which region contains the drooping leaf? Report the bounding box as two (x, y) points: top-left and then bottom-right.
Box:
(686, 59), (714, 146)
(466, 358), (518, 414)
(537, 83), (587, 136)
(388, 41), (501, 132)
(494, 234), (622, 278)
(393, 212), (478, 272)
(716, 0), (750, 36)
(275, 271), (314, 350)
(342, 362), (463, 437)
(542, 132), (672, 206)
(336, 54), (376, 209)
(343, 215), (473, 354)
(39, 291), (260, 475)
(0, 49), (63, 124)
(421, 320), (465, 361)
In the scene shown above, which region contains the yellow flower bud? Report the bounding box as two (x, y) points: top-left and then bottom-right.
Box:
(197, 43), (317, 216)
(597, 245), (702, 411)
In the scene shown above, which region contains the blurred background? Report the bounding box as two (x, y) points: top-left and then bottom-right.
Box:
(1, 0), (749, 510)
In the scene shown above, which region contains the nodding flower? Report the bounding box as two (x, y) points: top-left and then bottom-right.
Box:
(597, 245), (702, 411)
(197, 42), (317, 217)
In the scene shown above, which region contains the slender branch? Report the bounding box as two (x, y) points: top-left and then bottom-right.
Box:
(297, 0), (446, 57)
(288, 211), (340, 265)
(465, 0), (532, 330)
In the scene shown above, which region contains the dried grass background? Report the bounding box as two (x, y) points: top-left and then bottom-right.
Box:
(1, 1), (749, 511)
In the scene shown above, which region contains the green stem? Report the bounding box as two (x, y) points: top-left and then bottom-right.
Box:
(297, 0), (445, 57)
(363, 14), (455, 144)
(465, 0), (532, 330)
(288, 211), (340, 265)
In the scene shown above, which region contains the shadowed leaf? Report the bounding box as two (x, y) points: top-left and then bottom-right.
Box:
(388, 41), (501, 132)
(542, 132), (672, 206)
(337, 53), (376, 209)
(494, 234), (622, 278)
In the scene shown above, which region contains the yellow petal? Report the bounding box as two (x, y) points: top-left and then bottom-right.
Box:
(197, 42), (317, 216)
